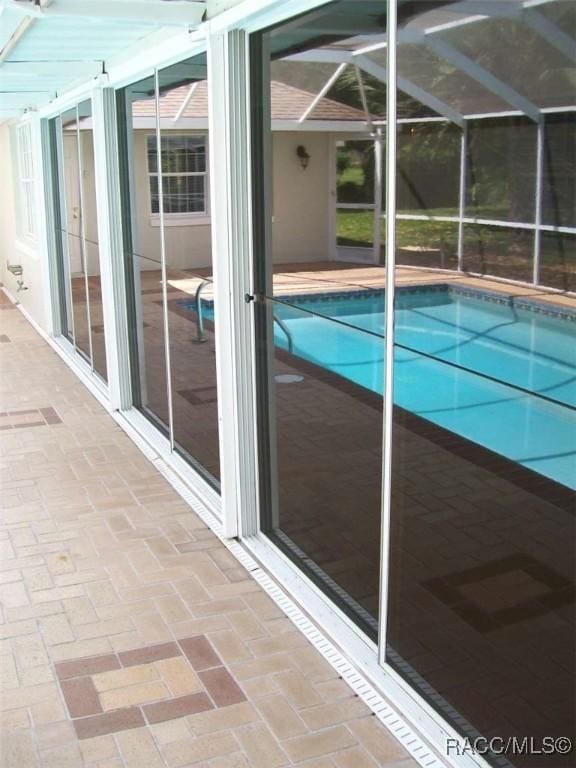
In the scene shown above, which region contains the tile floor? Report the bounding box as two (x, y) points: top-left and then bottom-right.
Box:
(0, 297), (419, 767)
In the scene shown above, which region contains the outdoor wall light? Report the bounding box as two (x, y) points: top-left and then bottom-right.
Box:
(296, 145), (310, 170)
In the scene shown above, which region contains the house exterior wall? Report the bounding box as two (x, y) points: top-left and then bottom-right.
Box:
(131, 128), (331, 271)
(0, 123), (49, 329)
(271, 131), (331, 263)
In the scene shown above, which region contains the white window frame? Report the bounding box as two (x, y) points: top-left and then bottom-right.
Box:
(146, 131), (210, 224)
(16, 123), (37, 241)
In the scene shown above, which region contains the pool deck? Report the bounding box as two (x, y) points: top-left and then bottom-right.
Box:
(170, 263), (576, 312)
(4, 262), (571, 765)
(0, 290), (420, 768)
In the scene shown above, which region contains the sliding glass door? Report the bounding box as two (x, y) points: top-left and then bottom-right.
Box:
(251, 1), (575, 766)
(386, 3), (576, 766)
(251, 1), (389, 641)
(50, 99), (108, 382)
(116, 53), (221, 485)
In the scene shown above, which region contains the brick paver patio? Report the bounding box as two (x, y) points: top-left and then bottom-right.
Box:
(0, 296), (420, 767)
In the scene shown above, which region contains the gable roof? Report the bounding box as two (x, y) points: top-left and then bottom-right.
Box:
(132, 79), (368, 123)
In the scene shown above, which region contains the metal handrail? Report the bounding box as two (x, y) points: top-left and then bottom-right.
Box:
(194, 283), (294, 354)
(193, 280), (211, 343)
(274, 313), (294, 354)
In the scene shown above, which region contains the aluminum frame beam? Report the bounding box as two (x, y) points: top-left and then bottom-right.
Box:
(288, 49), (466, 126)
(425, 38), (541, 122)
(356, 54), (465, 127)
(523, 9), (576, 64)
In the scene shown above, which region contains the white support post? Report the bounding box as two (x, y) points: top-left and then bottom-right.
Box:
(457, 122), (467, 272)
(378, 0), (397, 667)
(533, 120), (544, 286)
(207, 29), (259, 539)
(373, 129), (383, 265)
(91, 86), (133, 410)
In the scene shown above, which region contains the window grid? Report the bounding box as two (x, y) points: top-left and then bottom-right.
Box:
(17, 124), (36, 239)
(147, 134), (208, 216)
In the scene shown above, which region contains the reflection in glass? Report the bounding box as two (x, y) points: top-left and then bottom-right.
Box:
(387, 4), (575, 768)
(118, 57), (220, 485)
(253, 1), (388, 640)
(51, 101), (108, 382)
(119, 73), (169, 432)
(78, 99), (107, 381)
(159, 54), (220, 484)
(60, 107), (91, 361)
(51, 115), (74, 342)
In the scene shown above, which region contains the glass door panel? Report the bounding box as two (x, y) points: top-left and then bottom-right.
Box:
(386, 3), (576, 767)
(60, 107), (92, 362)
(118, 74), (170, 433)
(78, 99), (107, 382)
(51, 100), (108, 382)
(117, 58), (221, 486)
(159, 54), (221, 486)
(252, 1), (388, 640)
(51, 114), (74, 342)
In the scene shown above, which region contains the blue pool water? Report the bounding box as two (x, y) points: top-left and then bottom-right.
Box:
(271, 288), (576, 489)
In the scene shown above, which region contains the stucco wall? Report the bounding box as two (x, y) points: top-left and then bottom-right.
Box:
(132, 130), (213, 272)
(0, 123), (334, 333)
(131, 129), (331, 270)
(271, 131), (331, 264)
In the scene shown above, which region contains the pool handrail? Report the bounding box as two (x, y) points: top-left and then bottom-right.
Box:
(274, 313), (294, 354)
(193, 279), (211, 343)
(194, 283), (294, 354)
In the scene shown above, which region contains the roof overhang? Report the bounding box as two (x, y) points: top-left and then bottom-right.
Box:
(0, 0), (206, 120)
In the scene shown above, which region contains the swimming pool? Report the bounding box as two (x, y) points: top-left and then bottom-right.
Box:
(270, 286), (576, 490)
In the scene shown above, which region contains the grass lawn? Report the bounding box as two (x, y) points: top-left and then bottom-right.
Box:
(336, 209), (458, 250)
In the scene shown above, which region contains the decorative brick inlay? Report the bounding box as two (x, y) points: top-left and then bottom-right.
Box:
(39, 406), (62, 425)
(55, 635), (246, 739)
(424, 554), (576, 632)
(61, 676), (102, 718)
(73, 707), (145, 740)
(119, 641), (181, 667)
(143, 692), (214, 724)
(179, 635), (221, 670)
(199, 667), (246, 707)
(0, 406), (62, 431)
(56, 653), (121, 680)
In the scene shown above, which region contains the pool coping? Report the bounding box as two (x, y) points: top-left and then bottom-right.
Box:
(179, 282), (576, 322)
(271, 284), (576, 322)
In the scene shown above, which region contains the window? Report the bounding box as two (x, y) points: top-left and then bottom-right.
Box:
(147, 134), (207, 215)
(17, 123), (36, 239)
